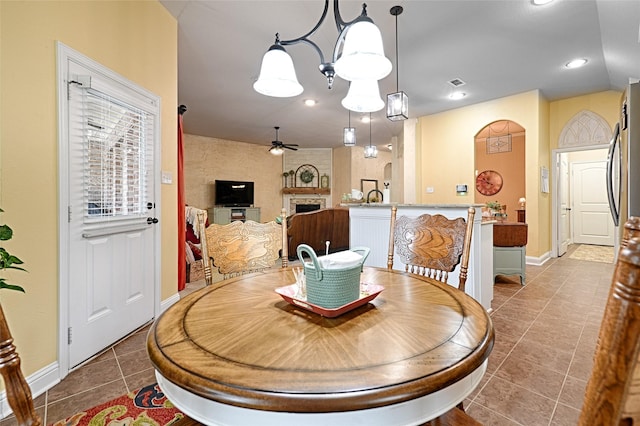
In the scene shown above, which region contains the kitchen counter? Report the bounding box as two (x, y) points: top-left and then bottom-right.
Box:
(348, 204), (493, 311)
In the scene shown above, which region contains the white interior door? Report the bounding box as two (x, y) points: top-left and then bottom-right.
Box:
(571, 160), (614, 246)
(558, 154), (571, 255)
(65, 56), (158, 368)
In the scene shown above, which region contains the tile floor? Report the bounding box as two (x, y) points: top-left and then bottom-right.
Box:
(1, 244), (614, 425)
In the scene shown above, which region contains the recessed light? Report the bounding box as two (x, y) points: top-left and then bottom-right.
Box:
(532, 0), (554, 5)
(566, 58), (588, 69)
(361, 115), (371, 123)
(449, 91), (467, 100)
(304, 99), (317, 106)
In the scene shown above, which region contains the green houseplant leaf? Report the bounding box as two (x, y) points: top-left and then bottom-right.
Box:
(0, 209), (26, 293)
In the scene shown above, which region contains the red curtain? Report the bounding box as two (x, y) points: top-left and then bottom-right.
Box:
(177, 106), (187, 291)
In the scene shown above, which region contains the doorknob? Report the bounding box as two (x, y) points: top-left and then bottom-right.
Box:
(147, 217), (159, 224)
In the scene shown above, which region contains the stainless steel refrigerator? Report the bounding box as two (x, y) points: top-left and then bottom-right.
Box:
(607, 81), (640, 251)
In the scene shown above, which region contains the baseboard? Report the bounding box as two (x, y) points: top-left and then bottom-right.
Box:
(0, 361), (59, 418)
(526, 251), (551, 266)
(0, 294), (180, 420)
(161, 292), (180, 313)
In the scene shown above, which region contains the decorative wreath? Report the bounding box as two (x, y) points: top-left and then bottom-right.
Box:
(300, 170), (315, 184)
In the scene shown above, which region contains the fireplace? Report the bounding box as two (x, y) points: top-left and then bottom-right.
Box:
(290, 198), (326, 214)
(296, 204), (320, 213)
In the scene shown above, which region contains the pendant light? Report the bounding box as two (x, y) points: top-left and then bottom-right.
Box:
(364, 113), (377, 158)
(386, 5), (408, 121)
(343, 110), (356, 146)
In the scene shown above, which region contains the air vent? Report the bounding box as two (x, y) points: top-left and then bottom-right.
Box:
(448, 78), (466, 87)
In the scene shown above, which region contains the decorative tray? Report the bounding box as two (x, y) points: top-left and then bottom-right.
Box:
(275, 283), (384, 318)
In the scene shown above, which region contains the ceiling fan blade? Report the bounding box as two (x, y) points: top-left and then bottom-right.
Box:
(284, 145), (298, 151)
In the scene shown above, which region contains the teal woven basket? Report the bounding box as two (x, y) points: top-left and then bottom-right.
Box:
(297, 244), (370, 309)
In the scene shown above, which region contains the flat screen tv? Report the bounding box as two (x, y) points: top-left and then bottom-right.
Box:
(215, 180), (254, 207)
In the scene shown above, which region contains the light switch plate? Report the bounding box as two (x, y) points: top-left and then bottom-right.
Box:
(161, 171), (172, 184)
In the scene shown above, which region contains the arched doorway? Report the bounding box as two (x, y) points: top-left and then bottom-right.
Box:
(474, 120), (526, 221)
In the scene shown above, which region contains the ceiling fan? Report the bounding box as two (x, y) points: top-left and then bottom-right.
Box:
(269, 126), (298, 155)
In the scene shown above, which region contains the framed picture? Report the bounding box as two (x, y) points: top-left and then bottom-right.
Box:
(360, 179), (378, 196)
(486, 135), (512, 154)
(320, 174), (330, 189)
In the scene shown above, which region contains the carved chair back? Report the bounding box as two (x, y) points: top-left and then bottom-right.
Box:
(387, 207), (475, 292)
(198, 209), (288, 283)
(579, 217), (640, 425)
(427, 217), (640, 426)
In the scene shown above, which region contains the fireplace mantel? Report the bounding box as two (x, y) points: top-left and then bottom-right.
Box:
(282, 188), (330, 195)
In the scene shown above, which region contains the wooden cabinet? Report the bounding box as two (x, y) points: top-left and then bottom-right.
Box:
(245, 208), (260, 222)
(208, 207), (261, 225)
(493, 246), (526, 284)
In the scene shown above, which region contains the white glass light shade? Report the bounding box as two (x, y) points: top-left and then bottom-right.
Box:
(343, 127), (356, 146)
(341, 80), (384, 113)
(253, 47), (303, 97)
(364, 144), (378, 158)
(386, 91), (408, 121)
(334, 21), (392, 82)
(269, 146), (284, 155)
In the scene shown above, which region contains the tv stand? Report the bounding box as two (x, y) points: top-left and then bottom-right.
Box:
(208, 207), (260, 225)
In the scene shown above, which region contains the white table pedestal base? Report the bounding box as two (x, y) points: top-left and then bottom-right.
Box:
(156, 359), (487, 426)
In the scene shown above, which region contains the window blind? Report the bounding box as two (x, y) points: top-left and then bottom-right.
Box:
(82, 88), (154, 221)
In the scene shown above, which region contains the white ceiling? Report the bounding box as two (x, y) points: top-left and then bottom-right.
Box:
(160, 0), (640, 150)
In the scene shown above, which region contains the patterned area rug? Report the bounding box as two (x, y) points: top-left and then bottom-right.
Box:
(50, 383), (185, 426)
(569, 244), (614, 264)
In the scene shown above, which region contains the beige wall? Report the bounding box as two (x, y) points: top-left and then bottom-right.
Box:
(183, 134), (283, 221)
(417, 90), (550, 257)
(333, 147), (352, 202)
(350, 146), (392, 199)
(184, 135), (392, 216)
(0, 1), (176, 378)
(549, 91), (621, 150)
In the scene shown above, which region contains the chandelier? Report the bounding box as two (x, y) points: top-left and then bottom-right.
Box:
(253, 1), (392, 113)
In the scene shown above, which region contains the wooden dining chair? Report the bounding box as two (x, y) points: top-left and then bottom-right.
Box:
(578, 229), (640, 424)
(427, 217), (640, 426)
(622, 216), (640, 247)
(387, 206), (476, 292)
(0, 305), (42, 426)
(199, 208), (288, 283)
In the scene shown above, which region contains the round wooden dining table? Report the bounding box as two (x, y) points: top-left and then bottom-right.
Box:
(147, 267), (494, 426)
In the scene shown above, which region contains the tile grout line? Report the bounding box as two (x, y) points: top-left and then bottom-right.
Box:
(472, 257), (578, 425)
(547, 267), (612, 425)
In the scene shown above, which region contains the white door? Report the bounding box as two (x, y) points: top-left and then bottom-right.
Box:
(572, 161), (614, 246)
(558, 154), (571, 256)
(65, 57), (158, 367)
